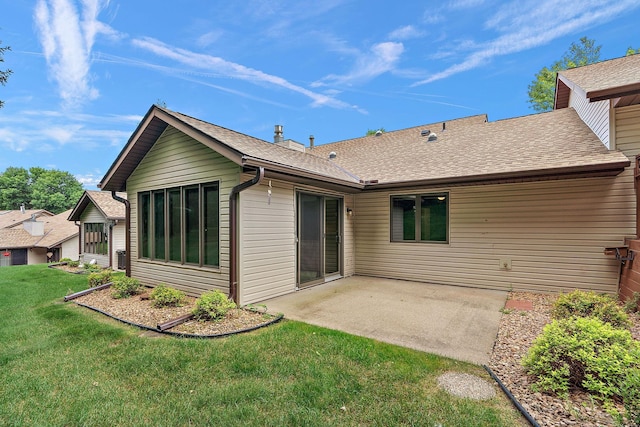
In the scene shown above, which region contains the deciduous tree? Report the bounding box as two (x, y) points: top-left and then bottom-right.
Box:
(527, 37), (601, 112)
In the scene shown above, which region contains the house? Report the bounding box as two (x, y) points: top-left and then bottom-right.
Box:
(98, 54), (640, 306)
(68, 190), (127, 270)
(0, 210), (79, 266)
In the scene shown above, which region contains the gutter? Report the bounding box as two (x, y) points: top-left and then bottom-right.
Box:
(229, 167), (264, 304)
(111, 192), (131, 276)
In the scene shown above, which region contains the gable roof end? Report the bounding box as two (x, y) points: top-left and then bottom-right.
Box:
(556, 54), (640, 108)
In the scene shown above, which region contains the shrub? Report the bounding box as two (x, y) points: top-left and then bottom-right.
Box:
(60, 257), (72, 262)
(83, 262), (102, 272)
(111, 276), (142, 299)
(150, 284), (186, 308)
(624, 292), (640, 314)
(611, 365), (640, 426)
(88, 270), (113, 288)
(522, 316), (640, 399)
(67, 260), (80, 268)
(192, 290), (236, 321)
(552, 290), (630, 329)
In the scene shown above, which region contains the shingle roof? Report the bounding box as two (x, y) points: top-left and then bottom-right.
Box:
(309, 108), (629, 186)
(161, 109), (362, 184)
(68, 190), (126, 221)
(0, 210), (53, 229)
(558, 54), (640, 101)
(0, 210), (78, 249)
(100, 103), (629, 193)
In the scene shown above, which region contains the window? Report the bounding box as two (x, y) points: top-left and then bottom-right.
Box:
(391, 193), (448, 243)
(84, 223), (108, 254)
(138, 182), (220, 267)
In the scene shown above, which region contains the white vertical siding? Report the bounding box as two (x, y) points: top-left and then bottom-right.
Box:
(569, 91), (610, 147)
(127, 126), (241, 296)
(353, 175), (634, 294)
(80, 204), (109, 267)
(238, 179), (296, 305)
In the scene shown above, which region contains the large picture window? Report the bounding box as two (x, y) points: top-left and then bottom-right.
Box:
(84, 223), (108, 255)
(138, 182), (220, 267)
(391, 193), (448, 243)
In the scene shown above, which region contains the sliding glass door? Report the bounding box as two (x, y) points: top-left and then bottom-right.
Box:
(297, 193), (342, 287)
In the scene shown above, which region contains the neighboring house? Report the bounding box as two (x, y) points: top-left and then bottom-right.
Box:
(0, 210), (79, 266)
(98, 54), (640, 306)
(68, 190), (127, 270)
(0, 209), (53, 229)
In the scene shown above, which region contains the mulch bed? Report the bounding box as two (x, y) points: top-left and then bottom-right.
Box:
(72, 287), (280, 336)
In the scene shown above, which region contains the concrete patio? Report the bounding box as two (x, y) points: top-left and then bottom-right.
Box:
(261, 276), (508, 365)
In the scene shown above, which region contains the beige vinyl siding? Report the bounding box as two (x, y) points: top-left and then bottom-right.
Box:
(569, 91), (610, 147)
(127, 126), (241, 296)
(60, 237), (79, 261)
(615, 104), (640, 159)
(354, 175), (634, 294)
(343, 193), (356, 276)
(238, 179), (296, 305)
(237, 178), (355, 305)
(111, 222), (126, 269)
(28, 248), (47, 265)
(80, 204), (109, 267)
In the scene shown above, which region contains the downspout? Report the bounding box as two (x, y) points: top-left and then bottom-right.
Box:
(107, 221), (114, 269)
(111, 192), (131, 277)
(229, 167), (265, 304)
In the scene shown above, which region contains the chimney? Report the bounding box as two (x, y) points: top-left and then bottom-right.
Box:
(20, 203), (25, 214)
(274, 125), (284, 144)
(23, 216), (45, 236)
(309, 135), (315, 149)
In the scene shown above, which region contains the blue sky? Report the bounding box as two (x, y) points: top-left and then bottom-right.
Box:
(1, 0), (639, 189)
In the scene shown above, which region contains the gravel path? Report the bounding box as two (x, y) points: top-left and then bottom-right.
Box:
(489, 292), (640, 427)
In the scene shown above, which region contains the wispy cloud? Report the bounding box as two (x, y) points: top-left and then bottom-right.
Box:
(414, 0), (640, 85)
(131, 37), (364, 112)
(33, 0), (121, 108)
(388, 25), (425, 41)
(311, 42), (405, 87)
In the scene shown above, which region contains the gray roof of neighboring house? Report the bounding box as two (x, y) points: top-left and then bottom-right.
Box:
(0, 209), (54, 229)
(0, 210), (78, 249)
(68, 190), (127, 222)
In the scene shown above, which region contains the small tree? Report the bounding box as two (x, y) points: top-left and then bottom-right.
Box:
(0, 38), (11, 109)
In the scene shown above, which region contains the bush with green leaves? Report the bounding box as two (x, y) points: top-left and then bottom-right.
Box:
(111, 276), (142, 299)
(522, 316), (640, 399)
(552, 290), (630, 329)
(83, 262), (102, 272)
(624, 292), (640, 314)
(150, 284), (186, 308)
(59, 257), (72, 262)
(605, 364), (640, 426)
(192, 290), (236, 321)
(88, 270), (113, 288)
(67, 260), (80, 268)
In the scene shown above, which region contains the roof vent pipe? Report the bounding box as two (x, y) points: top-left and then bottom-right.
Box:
(421, 129), (431, 137)
(442, 122), (446, 132)
(329, 151), (337, 159)
(309, 135), (315, 149)
(20, 203), (25, 214)
(274, 125), (284, 144)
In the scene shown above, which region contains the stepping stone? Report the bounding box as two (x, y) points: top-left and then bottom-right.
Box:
(437, 372), (496, 400)
(504, 299), (533, 311)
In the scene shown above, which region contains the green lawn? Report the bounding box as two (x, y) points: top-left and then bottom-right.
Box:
(0, 265), (524, 426)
